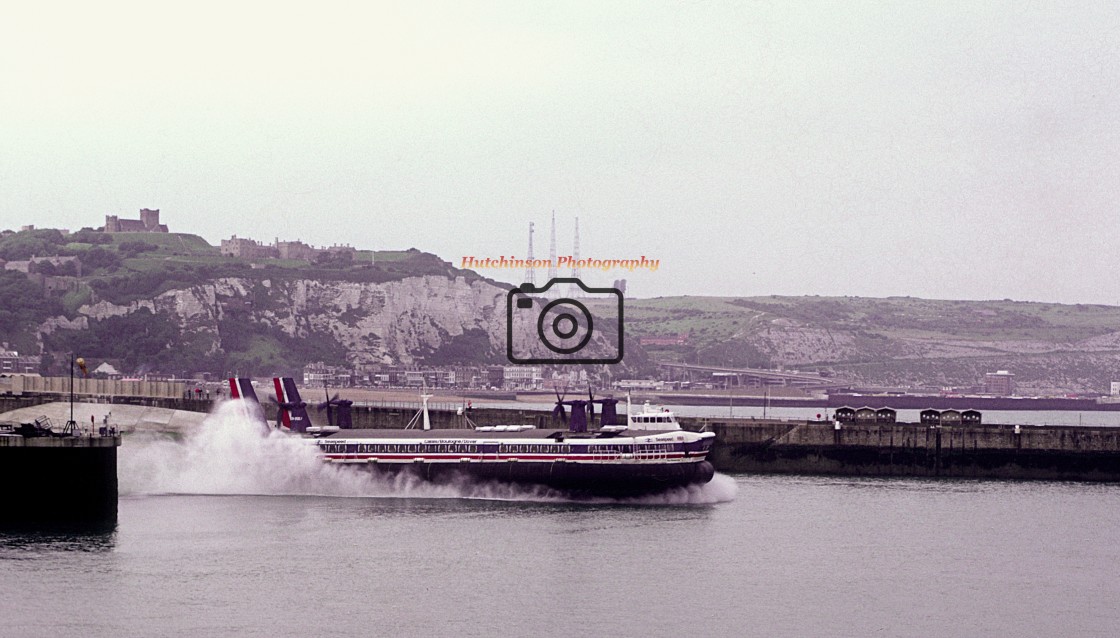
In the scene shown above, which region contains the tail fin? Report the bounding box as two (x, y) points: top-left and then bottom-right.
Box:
(272, 377), (312, 433)
(228, 377), (267, 428)
(228, 377), (260, 403)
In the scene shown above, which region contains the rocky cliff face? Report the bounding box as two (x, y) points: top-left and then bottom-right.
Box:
(54, 275), (512, 366)
(264, 276), (509, 365)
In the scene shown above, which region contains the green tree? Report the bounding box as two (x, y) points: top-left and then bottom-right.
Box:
(314, 250), (354, 269)
(70, 228), (113, 245)
(43, 308), (179, 372)
(118, 240), (158, 258)
(79, 246), (122, 272)
(0, 229), (67, 260)
(0, 271), (62, 349)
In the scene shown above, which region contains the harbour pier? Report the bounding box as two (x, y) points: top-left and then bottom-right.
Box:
(696, 418), (1120, 481)
(8, 384), (1120, 483)
(0, 430), (121, 526)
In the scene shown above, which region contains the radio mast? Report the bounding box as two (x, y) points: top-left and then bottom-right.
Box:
(524, 221), (536, 285)
(548, 210), (558, 284)
(569, 216), (581, 297)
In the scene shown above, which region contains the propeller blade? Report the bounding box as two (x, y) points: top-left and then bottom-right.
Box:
(552, 404), (567, 422)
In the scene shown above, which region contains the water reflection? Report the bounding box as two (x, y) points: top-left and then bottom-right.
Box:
(0, 520), (117, 553)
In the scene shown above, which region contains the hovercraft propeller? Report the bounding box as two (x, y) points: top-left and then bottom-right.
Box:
(588, 386), (622, 428)
(315, 388), (354, 429)
(268, 395), (308, 431)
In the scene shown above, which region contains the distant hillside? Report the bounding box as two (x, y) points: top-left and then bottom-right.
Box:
(0, 228), (501, 376)
(627, 296), (1120, 394)
(3, 226), (1120, 392)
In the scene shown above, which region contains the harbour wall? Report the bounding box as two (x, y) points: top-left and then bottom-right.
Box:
(8, 393), (1120, 482)
(1, 375), (189, 399)
(0, 375), (210, 422)
(0, 434), (121, 526)
(697, 418), (1120, 481)
(0, 394), (213, 417)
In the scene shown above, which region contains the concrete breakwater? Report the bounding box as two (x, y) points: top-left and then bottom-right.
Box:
(341, 405), (1120, 482)
(9, 394), (1120, 482)
(696, 418), (1120, 481)
(0, 433), (121, 526)
(0, 394), (213, 417)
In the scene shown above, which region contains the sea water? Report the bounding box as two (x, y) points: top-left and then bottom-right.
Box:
(2, 401), (1118, 637)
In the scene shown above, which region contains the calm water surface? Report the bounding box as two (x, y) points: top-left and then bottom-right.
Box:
(2, 405), (1119, 637)
(3, 475), (1119, 638)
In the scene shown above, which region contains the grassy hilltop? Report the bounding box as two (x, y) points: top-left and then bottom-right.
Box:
(626, 295), (1120, 394)
(0, 228), (491, 375)
(3, 226), (1120, 392)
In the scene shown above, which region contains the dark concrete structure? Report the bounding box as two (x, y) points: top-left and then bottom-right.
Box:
(698, 418), (1120, 481)
(0, 433), (121, 526)
(12, 392), (1120, 484)
(1, 394), (212, 415)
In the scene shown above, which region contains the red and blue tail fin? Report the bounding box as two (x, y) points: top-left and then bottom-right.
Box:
(273, 377), (312, 433)
(228, 377), (260, 404)
(228, 377), (268, 429)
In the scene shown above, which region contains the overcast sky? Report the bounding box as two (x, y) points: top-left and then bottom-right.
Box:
(2, 1), (1118, 303)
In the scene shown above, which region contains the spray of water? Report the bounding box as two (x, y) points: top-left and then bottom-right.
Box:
(614, 472), (738, 505)
(120, 399), (736, 505)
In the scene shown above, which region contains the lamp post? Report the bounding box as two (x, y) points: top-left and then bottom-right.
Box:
(64, 352), (76, 435)
(69, 353), (74, 424)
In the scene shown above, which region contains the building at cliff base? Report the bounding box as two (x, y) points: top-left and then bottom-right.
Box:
(984, 370), (1015, 396)
(0, 344), (41, 375)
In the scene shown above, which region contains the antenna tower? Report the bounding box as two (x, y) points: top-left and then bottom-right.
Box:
(548, 210), (558, 286)
(569, 216), (581, 296)
(524, 221), (536, 285)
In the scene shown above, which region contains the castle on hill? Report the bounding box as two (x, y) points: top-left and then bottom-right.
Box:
(104, 208), (168, 233)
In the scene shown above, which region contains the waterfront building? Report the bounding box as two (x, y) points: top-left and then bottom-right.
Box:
(502, 365), (543, 390)
(0, 345), (41, 374)
(984, 370), (1016, 395)
(302, 362), (353, 387)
